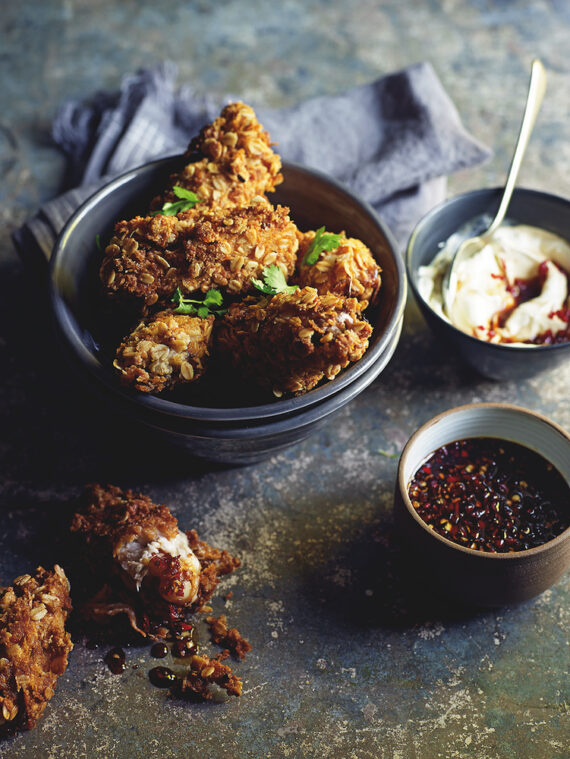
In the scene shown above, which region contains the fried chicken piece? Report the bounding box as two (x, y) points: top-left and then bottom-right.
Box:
(206, 614), (252, 660)
(296, 230), (382, 308)
(0, 566), (72, 733)
(100, 197), (299, 306)
(150, 101), (282, 217)
(217, 287), (373, 396)
(174, 653), (242, 700)
(113, 309), (214, 393)
(71, 485), (240, 638)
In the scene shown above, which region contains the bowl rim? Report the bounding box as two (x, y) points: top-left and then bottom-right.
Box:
(406, 186), (570, 355)
(50, 156), (407, 423)
(397, 401), (570, 561)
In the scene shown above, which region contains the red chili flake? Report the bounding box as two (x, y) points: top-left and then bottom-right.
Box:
(104, 647), (126, 674)
(408, 438), (569, 553)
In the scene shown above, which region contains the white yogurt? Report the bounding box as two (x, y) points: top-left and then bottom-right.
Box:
(418, 222), (570, 344)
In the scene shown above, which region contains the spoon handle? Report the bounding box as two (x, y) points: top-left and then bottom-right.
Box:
(487, 58), (547, 238)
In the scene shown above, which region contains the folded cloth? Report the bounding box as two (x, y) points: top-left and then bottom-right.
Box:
(13, 61), (490, 268)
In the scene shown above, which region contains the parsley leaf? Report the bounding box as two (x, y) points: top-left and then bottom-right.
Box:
(302, 226), (342, 266)
(252, 264), (299, 296)
(171, 287), (226, 318)
(152, 186), (200, 217)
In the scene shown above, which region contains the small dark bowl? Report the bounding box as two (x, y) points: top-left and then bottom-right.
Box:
(406, 187), (570, 380)
(394, 403), (570, 607)
(50, 158), (406, 463)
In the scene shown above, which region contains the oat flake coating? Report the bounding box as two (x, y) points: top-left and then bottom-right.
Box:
(150, 101), (283, 216)
(296, 230), (382, 308)
(0, 566), (72, 733)
(100, 198), (299, 306)
(217, 287), (373, 396)
(114, 309), (214, 393)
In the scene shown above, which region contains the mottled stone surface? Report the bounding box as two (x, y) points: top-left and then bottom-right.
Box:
(0, 1), (569, 757)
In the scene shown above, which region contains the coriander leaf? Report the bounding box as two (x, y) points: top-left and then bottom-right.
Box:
(252, 264), (299, 296)
(173, 186), (199, 202)
(171, 287), (184, 306)
(302, 226), (342, 266)
(170, 287), (226, 318)
(378, 448), (400, 459)
(175, 302), (198, 316)
(151, 186), (200, 216)
(203, 289), (223, 308)
(95, 234), (102, 252)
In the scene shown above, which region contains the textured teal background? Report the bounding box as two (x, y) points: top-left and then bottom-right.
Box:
(1, 2), (569, 757)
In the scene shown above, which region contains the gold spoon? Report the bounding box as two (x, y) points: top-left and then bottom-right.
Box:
(443, 58), (547, 316)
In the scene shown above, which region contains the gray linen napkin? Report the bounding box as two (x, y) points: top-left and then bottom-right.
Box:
(13, 61), (491, 267)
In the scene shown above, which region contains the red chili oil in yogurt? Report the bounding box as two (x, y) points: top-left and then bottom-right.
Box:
(408, 438), (569, 552)
(506, 261), (570, 345)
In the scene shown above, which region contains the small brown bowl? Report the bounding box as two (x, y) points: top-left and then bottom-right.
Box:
(394, 403), (570, 607)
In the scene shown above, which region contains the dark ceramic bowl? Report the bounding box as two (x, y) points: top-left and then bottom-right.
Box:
(394, 403), (570, 607)
(50, 157), (406, 463)
(406, 187), (570, 380)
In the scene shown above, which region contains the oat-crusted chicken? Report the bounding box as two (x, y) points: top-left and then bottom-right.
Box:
(71, 485), (240, 638)
(114, 309), (214, 393)
(150, 101), (283, 216)
(296, 230), (382, 308)
(0, 566), (73, 734)
(217, 287), (373, 396)
(100, 197), (299, 306)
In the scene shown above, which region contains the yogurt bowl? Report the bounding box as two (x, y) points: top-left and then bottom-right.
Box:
(406, 187), (570, 379)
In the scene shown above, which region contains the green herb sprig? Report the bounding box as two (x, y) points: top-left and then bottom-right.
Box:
(302, 226), (342, 266)
(171, 287), (226, 318)
(152, 186), (200, 217)
(252, 264), (299, 296)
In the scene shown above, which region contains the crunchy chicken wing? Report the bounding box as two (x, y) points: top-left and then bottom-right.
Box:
(100, 197), (299, 306)
(296, 230), (382, 308)
(150, 101), (282, 217)
(217, 287), (373, 396)
(71, 485), (240, 638)
(0, 566), (73, 733)
(114, 309), (214, 393)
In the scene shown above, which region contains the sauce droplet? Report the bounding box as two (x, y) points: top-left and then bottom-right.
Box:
(149, 666), (177, 688)
(150, 642), (169, 659)
(172, 639), (198, 658)
(104, 647), (126, 675)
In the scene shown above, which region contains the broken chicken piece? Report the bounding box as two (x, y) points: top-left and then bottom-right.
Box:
(174, 653), (242, 700)
(0, 566), (73, 733)
(206, 614), (252, 660)
(71, 485), (240, 638)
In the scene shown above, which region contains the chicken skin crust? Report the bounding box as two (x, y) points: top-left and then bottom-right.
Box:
(217, 287), (373, 396)
(114, 309), (214, 393)
(100, 198), (299, 306)
(150, 102), (282, 216)
(0, 565), (72, 734)
(296, 230), (382, 308)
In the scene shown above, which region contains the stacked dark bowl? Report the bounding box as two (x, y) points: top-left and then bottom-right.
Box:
(50, 159), (406, 464)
